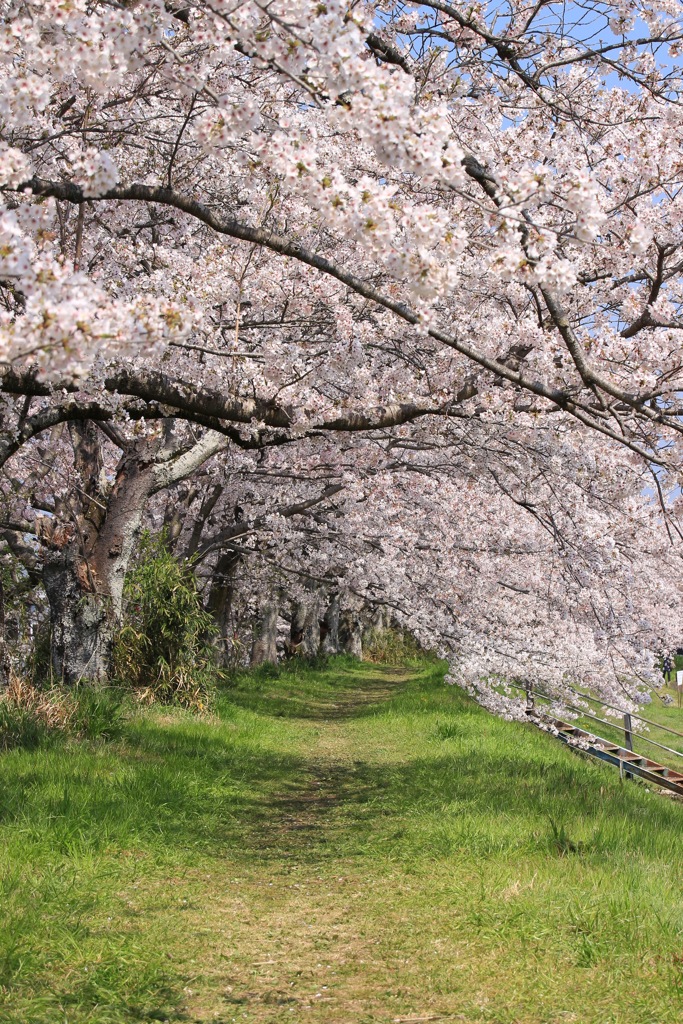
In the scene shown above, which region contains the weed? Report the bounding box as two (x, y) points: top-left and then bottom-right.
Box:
(0, 677), (126, 750)
(69, 684), (125, 740)
(548, 816), (585, 856)
(435, 719), (460, 740)
(0, 690), (47, 750)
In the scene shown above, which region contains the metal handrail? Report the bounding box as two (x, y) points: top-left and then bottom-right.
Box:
(503, 679), (683, 742)
(559, 686), (683, 742)
(505, 681), (683, 761)
(548, 705), (683, 763)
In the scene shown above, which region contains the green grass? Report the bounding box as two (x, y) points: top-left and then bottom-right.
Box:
(2, 656), (683, 1023)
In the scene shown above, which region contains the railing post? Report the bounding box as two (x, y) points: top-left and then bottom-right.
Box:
(624, 713), (633, 780)
(525, 680), (535, 715)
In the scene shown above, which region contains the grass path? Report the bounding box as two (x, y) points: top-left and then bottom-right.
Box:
(2, 658), (683, 1024)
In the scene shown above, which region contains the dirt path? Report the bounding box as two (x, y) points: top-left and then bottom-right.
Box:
(180, 664), (429, 1023)
(252, 667), (409, 856)
(123, 658), (683, 1024)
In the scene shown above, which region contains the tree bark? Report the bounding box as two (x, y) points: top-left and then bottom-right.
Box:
(339, 597), (363, 659)
(43, 451), (156, 684)
(250, 593), (279, 667)
(0, 576), (10, 689)
(370, 604), (389, 630)
(206, 551), (240, 666)
(290, 592), (321, 660)
(43, 548), (115, 684)
(320, 592), (341, 656)
(43, 428), (227, 684)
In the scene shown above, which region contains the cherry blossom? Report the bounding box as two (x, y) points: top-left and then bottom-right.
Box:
(0, 0), (681, 708)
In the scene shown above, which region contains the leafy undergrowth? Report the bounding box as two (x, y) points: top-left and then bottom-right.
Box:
(1, 657), (683, 1024)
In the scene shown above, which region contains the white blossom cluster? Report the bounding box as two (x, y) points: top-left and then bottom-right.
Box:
(0, 0), (680, 712)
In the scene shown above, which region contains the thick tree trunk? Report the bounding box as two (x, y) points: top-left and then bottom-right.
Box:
(320, 592), (340, 656)
(42, 427), (227, 685)
(44, 453), (155, 684)
(250, 594), (279, 667)
(43, 549), (115, 684)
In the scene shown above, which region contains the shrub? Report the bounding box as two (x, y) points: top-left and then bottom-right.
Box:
(113, 534), (218, 711)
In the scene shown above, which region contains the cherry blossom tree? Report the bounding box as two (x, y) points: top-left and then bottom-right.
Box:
(1, 0), (683, 706)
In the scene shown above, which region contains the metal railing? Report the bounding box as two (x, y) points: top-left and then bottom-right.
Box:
(506, 680), (683, 763)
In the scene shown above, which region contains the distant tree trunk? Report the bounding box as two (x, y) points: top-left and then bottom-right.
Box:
(206, 551), (240, 666)
(339, 596), (363, 659)
(290, 591), (321, 659)
(0, 576), (9, 689)
(320, 592), (341, 656)
(369, 604), (392, 631)
(250, 592), (280, 667)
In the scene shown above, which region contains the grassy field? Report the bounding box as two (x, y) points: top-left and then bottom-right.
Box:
(2, 656), (683, 1024)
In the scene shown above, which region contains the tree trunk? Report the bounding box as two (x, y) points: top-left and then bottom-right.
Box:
(370, 604), (392, 631)
(290, 592), (321, 660)
(320, 592), (340, 656)
(250, 593), (279, 667)
(339, 601), (363, 659)
(43, 548), (115, 684)
(0, 576), (10, 689)
(206, 552), (240, 666)
(42, 427), (228, 685)
(44, 453), (155, 684)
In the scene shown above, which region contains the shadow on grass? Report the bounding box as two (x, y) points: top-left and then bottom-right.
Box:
(0, 726), (307, 857)
(220, 657), (445, 721)
(3, 659), (683, 1024)
(254, 749), (683, 866)
(3, 663), (680, 865)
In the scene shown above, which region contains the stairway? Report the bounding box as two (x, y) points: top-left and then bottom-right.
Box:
(535, 714), (683, 796)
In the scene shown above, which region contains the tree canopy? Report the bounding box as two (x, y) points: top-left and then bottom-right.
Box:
(1, 0), (683, 711)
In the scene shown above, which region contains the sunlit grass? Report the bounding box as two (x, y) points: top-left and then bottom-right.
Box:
(1, 657), (683, 1023)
